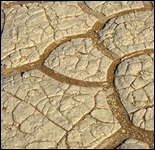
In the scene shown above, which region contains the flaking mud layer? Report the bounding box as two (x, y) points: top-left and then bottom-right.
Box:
(1, 1), (154, 149)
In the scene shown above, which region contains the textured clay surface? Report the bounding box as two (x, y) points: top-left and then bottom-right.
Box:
(1, 1), (154, 149)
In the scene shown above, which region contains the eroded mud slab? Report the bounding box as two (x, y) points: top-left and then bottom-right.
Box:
(98, 9), (154, 56)
(44, 37), (112, 82)
(114, 53), (154, 130)
(1, 1), (154, 149)
(1, 1), (97, 69)
(1, 70), (120, 149)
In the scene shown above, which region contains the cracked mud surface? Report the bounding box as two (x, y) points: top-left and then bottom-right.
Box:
(1, 1), (154, 149)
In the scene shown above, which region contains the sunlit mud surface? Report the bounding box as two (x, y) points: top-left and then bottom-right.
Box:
(1, 1), (154, 149)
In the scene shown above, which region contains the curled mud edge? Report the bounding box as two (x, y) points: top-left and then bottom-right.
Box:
(1, 1), (154, 149)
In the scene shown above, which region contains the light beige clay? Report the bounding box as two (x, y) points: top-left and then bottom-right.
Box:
(1, 1), (154, 149)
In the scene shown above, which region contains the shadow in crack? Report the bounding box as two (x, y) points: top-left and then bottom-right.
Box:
(113, 138), (129, 149)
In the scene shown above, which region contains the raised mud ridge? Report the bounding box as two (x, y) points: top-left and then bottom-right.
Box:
(1, 1), (154, 149)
